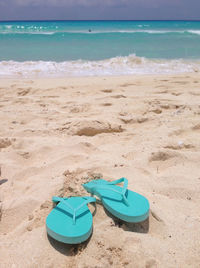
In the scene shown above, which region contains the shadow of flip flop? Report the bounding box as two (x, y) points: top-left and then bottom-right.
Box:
(0, 179), (8, 186)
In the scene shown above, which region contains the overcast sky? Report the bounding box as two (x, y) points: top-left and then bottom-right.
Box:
(0, 0), (200, 20)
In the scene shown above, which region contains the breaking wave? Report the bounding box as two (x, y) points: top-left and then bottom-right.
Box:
(1, 25), (200, 35)
(0, 54), (199, 78)
(1, 30), (200, 36)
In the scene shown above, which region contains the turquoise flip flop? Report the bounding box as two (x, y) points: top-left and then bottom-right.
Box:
(82, 177), (149, 223)
(46, 196), (96, 244)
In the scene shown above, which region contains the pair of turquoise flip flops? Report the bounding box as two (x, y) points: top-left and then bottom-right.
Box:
(46, 177), (149, 244)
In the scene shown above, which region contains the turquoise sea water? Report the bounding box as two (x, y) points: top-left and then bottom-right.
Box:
(0, 20), (200, 77)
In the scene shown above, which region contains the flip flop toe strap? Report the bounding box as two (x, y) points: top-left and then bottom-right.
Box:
(52, 196), (96, 225)
(91, 177), (130, 206)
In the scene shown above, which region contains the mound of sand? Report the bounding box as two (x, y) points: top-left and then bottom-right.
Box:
(69, 120), (123, 136)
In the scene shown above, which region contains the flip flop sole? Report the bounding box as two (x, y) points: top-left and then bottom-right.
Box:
(102, 192), (149, 223)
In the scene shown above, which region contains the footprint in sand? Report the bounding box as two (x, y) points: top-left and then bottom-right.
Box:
(122, 151), (135, 160)
(101, 89), (113, 93)
(17, 87), (32, 96)
(168, 129), (185, 137)
(70, 104), (90, 113)
(192, 123), (200, 130)
(101, 103), (112, 106)
(149, 150), (180, 162)
(44, 95), (59, 98)
(164, 142), (195, 150)
(149, 150), (186, 171)
(11, 139), (24, 150)
(172, 81), (189, 85)
(93, 240), (130, 267)
(0, 199), (39, 233)
(120, 83), (136, 87)
(26, 200), (52, 232)
(160, 104), (170, 109)
(119, 116), (148, 124)
(111, 94), (126, 99)
(157, 187), (198, 201)
(189, 91), (200, 96)
(145, 259), (159, 268)
(17, 151), (31, 159)
(150, 108), (162, 114)
(58, 86), (68, 89)
(70, 142), (99, 154)
(171, 92), (182, 96)
(0, 138), (12, 149)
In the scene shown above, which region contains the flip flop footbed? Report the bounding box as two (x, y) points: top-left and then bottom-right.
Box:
(46, 197), (94, 244)
(83, 179), (149, 223)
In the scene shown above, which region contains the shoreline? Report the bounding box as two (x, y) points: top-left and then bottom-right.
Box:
(0, 71), (198, 80)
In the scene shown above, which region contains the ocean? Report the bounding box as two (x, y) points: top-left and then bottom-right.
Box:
(0, 20), (200, 77)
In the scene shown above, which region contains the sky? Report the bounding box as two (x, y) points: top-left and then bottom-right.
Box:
(0, 0), (200, 20)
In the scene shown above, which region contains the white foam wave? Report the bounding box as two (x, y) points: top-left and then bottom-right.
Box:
(5, 25), (12, 29)
(0, 55), (199, 78)
(69, 29), (200, 35)
(24, 31), (55, 35)
(1, 29), (200, 36)
(187, 30), (200, 35)
(1, 31), (55, 35)
(1, 24), (200, 35)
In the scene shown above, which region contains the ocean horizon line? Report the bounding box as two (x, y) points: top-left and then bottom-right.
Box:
(1, 19), (200, 22)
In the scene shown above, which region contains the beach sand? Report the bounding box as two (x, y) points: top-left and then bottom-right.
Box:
(0, 74), (200, 267)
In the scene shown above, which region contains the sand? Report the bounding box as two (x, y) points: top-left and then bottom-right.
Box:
(0, 74), (200, 268)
